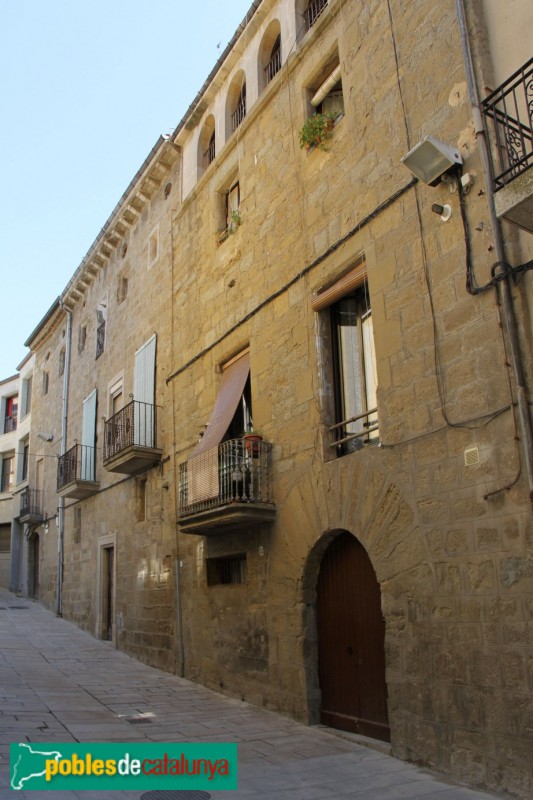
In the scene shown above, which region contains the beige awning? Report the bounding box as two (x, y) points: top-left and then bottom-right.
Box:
(311, 262), (367, 311)
(188, 349), (250, 505)
(191, 349), (250, 457)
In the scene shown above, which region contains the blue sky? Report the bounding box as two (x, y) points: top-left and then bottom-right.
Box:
(0, 0), (253, 378)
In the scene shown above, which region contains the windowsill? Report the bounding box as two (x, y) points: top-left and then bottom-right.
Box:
(217, 223), (242, 246)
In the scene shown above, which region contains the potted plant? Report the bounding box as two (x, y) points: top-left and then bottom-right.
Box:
(243, 429), (263, 456)
(299, 110), (340, 152)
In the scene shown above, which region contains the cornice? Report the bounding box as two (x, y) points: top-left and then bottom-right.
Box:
(61, 139), (180, 311)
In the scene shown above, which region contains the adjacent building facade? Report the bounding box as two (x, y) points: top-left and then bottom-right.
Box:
(7, 1), (533, 797)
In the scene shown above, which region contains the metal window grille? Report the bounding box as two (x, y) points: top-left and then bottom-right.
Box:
(305, 0), (328, 30)
(231, 87), (246, 132)
(265, 38), (281, 84)
(206, 553), (247, 586)
(203, 133), (216, 168)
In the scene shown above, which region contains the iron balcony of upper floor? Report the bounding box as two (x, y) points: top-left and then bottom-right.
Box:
(481, 56), (533, 232)
(103, 399), (162, 475)
(57, 443), (100, 499)
(19, 487), (44, 525)
(178, 436), (276, 535)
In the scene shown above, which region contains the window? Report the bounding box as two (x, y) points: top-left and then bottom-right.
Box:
(232, 83), (246, 132)
(78, 325), (87, 353)
(4, 396), (17, 433)
(312, 64), (344, 117)
(0, 523), (10, 553)
(109, 381), (124, 418)
(42, 371), (49, 396)
(206, 554), (247, 586)
(259, 22), (282, 91)
(22, 440), (29, 481)
(312, 264), (378, 456)
(305, 0), (328, 30)
(20, 375), (32, 417)
(226, 181), (240, 233)
(204, 131), (215, 168)
(117, 275), (128, 304)
(59, 348), (65, 376)
(1, 455), (14, 493)
(96, 304), (106, 359)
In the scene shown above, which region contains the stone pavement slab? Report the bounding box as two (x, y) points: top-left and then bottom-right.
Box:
(0, 589), (503, 800)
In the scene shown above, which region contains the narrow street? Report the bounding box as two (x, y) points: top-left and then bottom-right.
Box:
(0, 589), (502, 800)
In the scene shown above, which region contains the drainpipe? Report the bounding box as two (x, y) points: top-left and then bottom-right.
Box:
(455, 0), (533, 503)
(56, 304), (72, 616)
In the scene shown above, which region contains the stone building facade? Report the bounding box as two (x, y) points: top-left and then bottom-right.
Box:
(17, 1), (533, 797)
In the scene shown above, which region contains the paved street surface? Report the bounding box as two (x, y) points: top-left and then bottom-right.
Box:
(0, 588), (502, 800)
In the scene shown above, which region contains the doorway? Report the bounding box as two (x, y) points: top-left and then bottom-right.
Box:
(103, 546), (114, 641)
(30, 533), (40, 599)
(316, 531), (390, 741)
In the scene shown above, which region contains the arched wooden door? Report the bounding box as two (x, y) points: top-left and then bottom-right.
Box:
(316, 531), (390, 742)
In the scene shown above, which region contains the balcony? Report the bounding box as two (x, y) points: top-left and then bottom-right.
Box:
(103, 400), (162, 475)
(178, 437), (275, 535)
(482, 57), (533, 232)
(57, 443), (99, 499)
(4, 415), (17, 433)
(19, 487), (44, 525)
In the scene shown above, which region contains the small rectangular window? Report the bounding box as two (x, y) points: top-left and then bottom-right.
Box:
(1, 455), (15, 493)
(42, 371), (49, 396)
(21, 440), (29, 482)
(206, 553), (247, 586)
(59, 349), (66, 376)
(78, 325), (87, 353)
(21, 375), (32, 417)
(0, 523), (10, 553)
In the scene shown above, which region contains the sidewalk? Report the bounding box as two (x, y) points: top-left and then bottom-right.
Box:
(0, 588), (502, 800)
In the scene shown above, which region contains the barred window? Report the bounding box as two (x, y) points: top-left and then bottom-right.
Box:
(206, 553), (247, 586)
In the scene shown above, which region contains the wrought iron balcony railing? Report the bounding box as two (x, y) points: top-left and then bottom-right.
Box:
(179, 437), (273, 518)
(103, 400), (157, 461)
(231, 96), (246, 132)
(57, 443), (96, 491)
(203, 137), (216, 169)
(4, 416), (17, 433)
(20, 487), (43, 520)
(329, 407), (379, 455)
(481, 56), (533, 191)
(265, 48), (282, 85)
(305, 0), (328, 31)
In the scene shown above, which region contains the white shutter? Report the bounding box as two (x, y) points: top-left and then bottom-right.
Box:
(133, 334), (156, 447)
(81, 390), (97, 480)
(0, 398), (5, 434)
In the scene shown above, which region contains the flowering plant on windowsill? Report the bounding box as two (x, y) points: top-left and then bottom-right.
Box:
(217, 210), (242, 245)
(299, 110), (341, 152)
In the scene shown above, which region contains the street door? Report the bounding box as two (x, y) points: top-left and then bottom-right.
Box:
(31, 534), (40, 598)
(316, 531), (390, 742)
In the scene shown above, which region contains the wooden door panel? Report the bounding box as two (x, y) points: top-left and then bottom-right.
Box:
(317, 532), (390, 742)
